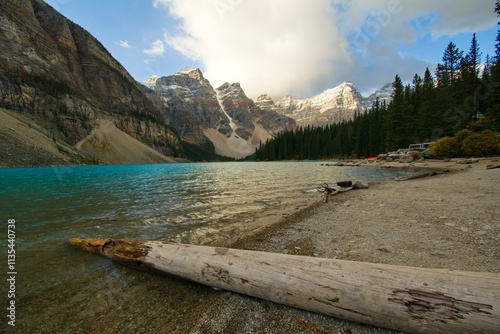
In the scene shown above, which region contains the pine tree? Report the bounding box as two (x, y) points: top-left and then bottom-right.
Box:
(385, 75), (407, 151)
(488, 1), (500, 129)
(401, 84), (414, 143)
(436, 42), (464, 84)
(417, 68), (439, 141)
(435, 42), (468, 135)
(462, 34), (483, 119)
(465, 34), (482, 78)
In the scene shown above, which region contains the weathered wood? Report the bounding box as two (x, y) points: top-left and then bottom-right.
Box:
(398, 171), (437, 181)
(332, 186), (353, 196)
(486, 164), (500, 170)
(318, 183), (353, 203)
(69, 238), (500, 334)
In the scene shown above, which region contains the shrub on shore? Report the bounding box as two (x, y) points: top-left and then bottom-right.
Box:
(430, 128), (500, 158)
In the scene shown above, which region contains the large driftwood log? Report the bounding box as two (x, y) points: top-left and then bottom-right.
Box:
(69, 238), (499, 333)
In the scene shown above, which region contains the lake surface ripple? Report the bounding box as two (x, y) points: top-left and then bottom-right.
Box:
(0, 161), (425, 332)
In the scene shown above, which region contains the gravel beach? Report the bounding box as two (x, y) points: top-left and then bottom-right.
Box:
(181, 158), (500, 333)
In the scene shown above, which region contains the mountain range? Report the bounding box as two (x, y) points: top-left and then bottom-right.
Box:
(143, 67), (296, 159)
(0, 0), (392, 165)
(143, 69), (393, 158)
(256, 82), (364, 128)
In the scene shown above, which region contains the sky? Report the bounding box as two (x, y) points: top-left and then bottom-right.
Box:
(45, 0), (498, 99)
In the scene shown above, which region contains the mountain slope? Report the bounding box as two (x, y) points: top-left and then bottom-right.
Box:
(76, 120), (175, 164)
(0, 0), (180, 165)
(0, 107), (77, 167)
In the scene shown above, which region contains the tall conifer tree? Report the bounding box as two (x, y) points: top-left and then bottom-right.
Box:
(437, 42), (464, 84)
(385, 75), (406, 151)
(489, 0), (500, 128)
(462, 34), (483, 119)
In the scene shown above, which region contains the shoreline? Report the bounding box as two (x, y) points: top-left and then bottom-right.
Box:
(223, 158), (484, 252)
(185, 157), (499, 333)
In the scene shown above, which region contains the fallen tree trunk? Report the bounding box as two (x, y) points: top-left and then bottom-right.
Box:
(69, 238), (500, 334)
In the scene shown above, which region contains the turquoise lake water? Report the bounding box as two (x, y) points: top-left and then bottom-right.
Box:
(0, 161), (424, 332)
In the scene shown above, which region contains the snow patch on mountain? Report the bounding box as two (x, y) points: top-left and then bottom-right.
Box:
(216, 90), (238, 134)
(143, 75), (160, 88)
(177, 66), (198, 74)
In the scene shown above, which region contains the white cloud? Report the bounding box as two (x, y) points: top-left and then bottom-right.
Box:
(335, 0), (496, 41)
(115, 40), (131, 48)
(143, 39), (165, 56)
(153, 0), (497, 99)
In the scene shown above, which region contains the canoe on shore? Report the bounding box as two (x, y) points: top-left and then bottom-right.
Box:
(69, 238), (500, 334)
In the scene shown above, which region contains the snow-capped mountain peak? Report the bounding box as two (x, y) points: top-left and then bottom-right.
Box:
(361, 83), (393, 110)
(257, 81), (365, 127)
(143, 75), (160, 88)
(256, 81), (393, 127)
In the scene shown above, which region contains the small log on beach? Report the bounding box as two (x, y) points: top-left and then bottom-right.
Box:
(398, 171), (438, 181)
(318, 183), (353, 202)
(69, 238), (499, 333)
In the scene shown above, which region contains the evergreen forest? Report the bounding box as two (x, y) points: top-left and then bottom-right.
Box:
(255, 3), (500, 161)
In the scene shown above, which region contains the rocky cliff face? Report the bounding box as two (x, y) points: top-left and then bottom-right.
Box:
(144, 68), (295, 159)
(0, 0), (179, 160)
(256, 82), (366, 128)
(143, 67), (231, 143)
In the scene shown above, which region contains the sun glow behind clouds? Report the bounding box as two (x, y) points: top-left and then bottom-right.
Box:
(153, 0), (497, 99)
